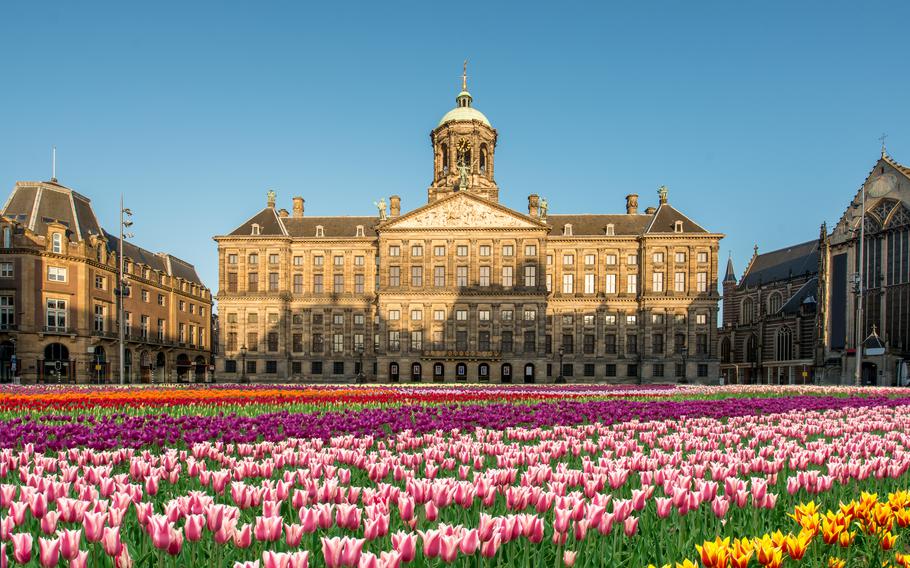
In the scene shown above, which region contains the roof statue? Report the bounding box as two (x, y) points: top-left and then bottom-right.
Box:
(266, 189), (276, 208)
(539, 197), (548, 220)
(374, 198), (387, 221)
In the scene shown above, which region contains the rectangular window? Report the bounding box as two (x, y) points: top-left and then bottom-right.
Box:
(478, 331), (491, 351)
(653, 252), (664, 263)
(584, 363), (595, 377)
(675, 272), (686, 292)
(249, 253), (259, 265)
(584, 273), (595, 294)
(353, 333), (364, 350)
(332, 313), (344, 325)
(434, 266), (445, 287)
(226, 331), (238, 352)
(562, 274), (574, 294)
(605, 254), (617, 265)
(330, 255), (342, 266)
(696, 272), (708, 292)
(333, 333), (344, 352)
(411, 266), (423, 287)
(292, 333), (303, 352)
(584, 314), (595, 326)
(269, 272), (279, 291)
(246, 360), (257, 374)
(501, 309), (513, 321)
(523, 331), (535, 353)
(653, 363), (664, 378)
(354, 313), (364, 325)
(269, 254), (279, 264)
(584, 254), (596, 266)
(227, 272), (238, 292)
(502, 245), (514, 257)
(698, 363), (709, 378)
(46, 299), (67, 331)
(696, 333), (708, 355)
(433, 309), (445, 321)
(479, 266), (490, 287)
(605, 273), (616, 294)
(604, 314), (616, 325)
(91, 303), (103, 332)
(562, 334), (574, 354)
(411, 245), (423, 257)
(652, 333), (664, 354)
(501, 266), (513, 287)
(293, 274), (303, 293)
(456, 245), (468, 257)
(605, 334), (617, 354)
(248, 272), (259, 292)
(627, 334), (638, 354)
(228, 253), (238, 264)
(293, 255), (303, 266)
(433, 330), (444, 350)
(389, 266), (400, 287)
(265, 332), (278, 352)
(265, 360), (277, 374)
(456, 331), (468, 351)
(606, 363), (616, 377)
(456, 266), (468, 287)
(411, 309), (423, 321)
(501, 331), (513, 353)
(388, 309), (400, 320)
(389, 246), (400, 257)
(179, 300), (185, 311)
(652, 272), (664, 292)
(248, 312), (259, 324)
(652, 313), (665, 324)
(525, 244), (537, 256)
(388, 331), (400, 351)
(696, 313), (707, 325)
(524, 309), (536, 321)
(626, 314), (637, 324)
(333, 361), (344, 375)
(479, 310), (490, 321)
(524, 265), (537, 287)
(456, 309), (468, 321)
(140, 315), (149, 339)
(313, 274), (324, 293)
(563, 254), (574, 265)
(47, 266), (67, 282)
(333, 274), (344, 293)
(697, 252), (708, 263)
(546, 273), (552, 293)
(583, 334), (595, 354)
(312, 333), (324, 353)
(354, 255), (364, 266)
(410, 330), (423, 351)
(479, 245), (491, 257)
(355, 274), (364, 293)
(627, 254), (638, 265)
(434, 246), (446, 256)
(95, 275), (105, 290)
(562, 313), (574, 326)
(675, 252), (686, 263)
(547, 255), (553, 266)
(314, 255), (324, 266)
(311, 361), (323, 374)
(545, 334), (552, 354)
(627, 274), (637, 294)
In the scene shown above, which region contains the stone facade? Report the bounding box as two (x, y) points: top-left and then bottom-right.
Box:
(0, 180), (213, 383)
(214, 82), (723, 383)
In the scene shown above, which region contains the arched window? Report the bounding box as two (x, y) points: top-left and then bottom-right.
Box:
(478, 363), (490, 381)
(389, 362), (399, 382)
(441, 143), (449, 173)
(433, 363), (444, 381)
(501, 363), (512, 383)
(741, 298), (754, 325)
(563, 224), (573, 236)
(479, 144), (487, 174)
(745, 335), (758, 363)
(411, 362), (422, 382)
(720, 337), (731, 363)
(768, 292), (782, 315)
(455, 363), (467, 380)
(776, 327), (793, 361)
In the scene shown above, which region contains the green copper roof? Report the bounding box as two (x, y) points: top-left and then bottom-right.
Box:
(437, 106), (491, 128)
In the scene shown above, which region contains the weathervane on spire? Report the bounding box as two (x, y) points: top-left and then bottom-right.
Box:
(879, 133), (888, 158)
(462, 59), (468, 91)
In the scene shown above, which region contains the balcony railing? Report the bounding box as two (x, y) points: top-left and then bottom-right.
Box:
(0, 324), (18, 332)
(42, 326), (74, 335)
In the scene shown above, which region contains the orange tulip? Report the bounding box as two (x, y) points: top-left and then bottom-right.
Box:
(880, 530), (898, 551)
(783, 531), (811, 561)
(837, 529), (855, 548)
(696, 537), (730, 568)
(828, 558), (846, 568)
(895, 508), (910, 528)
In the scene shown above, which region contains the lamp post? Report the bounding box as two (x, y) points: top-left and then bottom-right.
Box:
(239, 345), (248, 384)
(118, 196), (133, 385)
(355, 345), (365, 383)
(556, 346), (566, 384)
(679, 346), (688, 384)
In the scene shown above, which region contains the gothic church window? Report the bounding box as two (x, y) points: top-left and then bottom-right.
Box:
(776, 327), (793, 361)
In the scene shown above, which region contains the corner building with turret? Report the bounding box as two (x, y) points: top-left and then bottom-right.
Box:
(214, 80), (723, 383)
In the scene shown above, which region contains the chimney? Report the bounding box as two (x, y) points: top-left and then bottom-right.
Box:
(390, 195), (401, 218)
(278, 209), (289, 218)
(625, 194), (638, 215)
(292, 196), (305, 218)
(528, 194), (539, 217)
(644, 207), (656, 215)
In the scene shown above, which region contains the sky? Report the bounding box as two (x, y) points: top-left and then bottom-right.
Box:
(2, 1), (909, 310)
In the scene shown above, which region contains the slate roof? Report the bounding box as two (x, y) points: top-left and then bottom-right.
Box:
(2, 180), (206, 287)
(739, 239), (819, 289)
(546, 214), (652, 236)
(780, 276), (818, 315)
(646, 204), (708, 233)
(283, 216), (379, 238)
(228, 208), (287, 237)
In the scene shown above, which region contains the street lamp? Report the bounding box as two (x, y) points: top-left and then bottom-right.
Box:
(239, 345), (248, 384)
(556, 346), (566, 384)
(118, 196), (134, 385)
(679, 346), (688, 384)
(355, 345), (365, 383)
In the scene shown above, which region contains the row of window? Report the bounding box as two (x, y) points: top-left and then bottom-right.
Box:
(548, 251), (709, 266)
(552, 271), (709, 294)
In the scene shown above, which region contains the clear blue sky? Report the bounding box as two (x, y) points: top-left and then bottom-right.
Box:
(2, 1), (908, 308)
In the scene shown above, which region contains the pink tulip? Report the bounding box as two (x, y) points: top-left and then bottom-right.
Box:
(254, 516), (283, 542)
(377, 551), (400, 568)
(440, 534), (459, 563)
(185, 514), (205, 542)
(322, 537), (344, 568)
(1, 543), (6, 568)
(234, 562), (260, 568)
(70, 550), (89, 568)
(1, 516), (14, 540)
(623, 516), (639, 537)
(9, 503), (26, 526)
(39, 511), (59, 535)
(711, 496), (730, 519)
(11, 533), (32, 565)
(285, 523), (305, 547)
(29, 493), (48, 519)
(288, 551), (309, 568)
(262, 551), (290, 568)
(424, 501), (438, 522)
(655, 497), (673, 519)
(563, 550), (577, 567)
(148, 515), (172, 550)
(358, 553), (379, 568)
(57, 528), (82, 561)
(38, 537), (60, 568)
(480, 534), (501, 558)
(115, 543), (133, 568)
(167, 527), (183, 556)
(390, 532), (416, 563)
(341, 537), (364, 567)
(459, 528), (480, 555)
(418, 529), (441, 559)
(234, 524), (252, 549)
(83, 511), (106, 543)
(101, 526), (123, 557)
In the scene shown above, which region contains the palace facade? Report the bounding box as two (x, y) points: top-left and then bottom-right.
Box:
(0, 179), (213, 383)
(719, 151), (910, 386)
(214, 81), (723, 383)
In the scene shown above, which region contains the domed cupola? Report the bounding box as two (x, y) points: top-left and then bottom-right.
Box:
(428, 61), (499, 203)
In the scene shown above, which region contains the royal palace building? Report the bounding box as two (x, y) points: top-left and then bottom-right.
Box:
(719, 150), (910, 386)
(0, 178), (213, 383)
(214, 79), (723, 383)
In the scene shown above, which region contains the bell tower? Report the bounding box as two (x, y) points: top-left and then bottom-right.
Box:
(428, 62), (499, 203)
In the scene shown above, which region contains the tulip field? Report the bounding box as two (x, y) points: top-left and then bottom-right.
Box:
(3, 385), (910, 567)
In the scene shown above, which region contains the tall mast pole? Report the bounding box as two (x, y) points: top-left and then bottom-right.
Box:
(119, 194), (125, 385)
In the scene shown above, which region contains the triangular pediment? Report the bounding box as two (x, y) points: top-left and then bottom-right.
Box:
(382, 192), (545, 230)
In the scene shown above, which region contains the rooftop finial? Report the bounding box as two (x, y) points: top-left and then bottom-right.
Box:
(462, 59), (468, 91)
(879, 133), (888, 158)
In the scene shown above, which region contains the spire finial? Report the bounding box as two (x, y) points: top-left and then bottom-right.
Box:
(52, 146), (57, 182)
(879, 133), (888, 158)
(462, 59), (468, 91)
